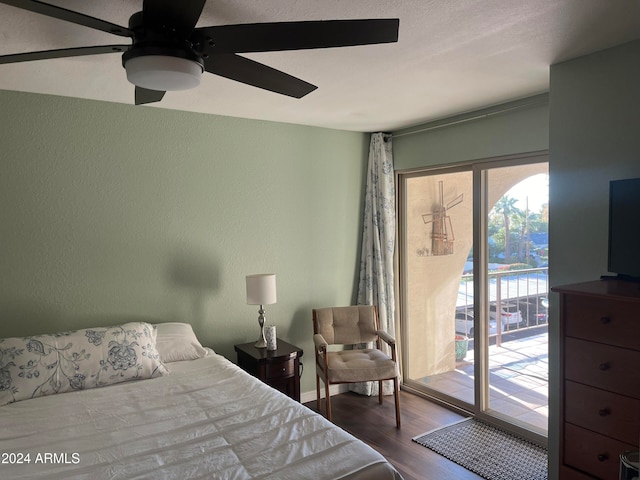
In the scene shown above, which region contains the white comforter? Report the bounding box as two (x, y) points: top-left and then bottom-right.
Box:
(0, 352), (402, 480)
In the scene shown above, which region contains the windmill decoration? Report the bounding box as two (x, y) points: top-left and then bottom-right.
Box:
(422, 181), (464, 256)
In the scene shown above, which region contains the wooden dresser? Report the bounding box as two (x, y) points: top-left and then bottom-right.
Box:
(553, 280), (640, 480)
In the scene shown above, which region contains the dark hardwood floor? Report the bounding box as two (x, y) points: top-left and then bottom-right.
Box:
(304, 390), (483, 480)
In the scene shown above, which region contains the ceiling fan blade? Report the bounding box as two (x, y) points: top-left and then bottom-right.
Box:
(195, 18), (399, 53)
(0, 0), (133, 37)
(143, 0), (206, 36)
(204, 53), (317, 98)
(0, 45), (129, 65)
(135, 86), (166, 105)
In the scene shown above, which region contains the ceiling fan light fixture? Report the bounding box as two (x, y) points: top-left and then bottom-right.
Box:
(125, 55), (203, 91)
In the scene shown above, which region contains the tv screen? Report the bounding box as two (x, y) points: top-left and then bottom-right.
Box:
(608, 177), (640, 280)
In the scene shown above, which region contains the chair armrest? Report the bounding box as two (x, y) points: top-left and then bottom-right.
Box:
(377, 329), (396, 346)
(313, 334), (329, 373)
(313, 333), (328, 354)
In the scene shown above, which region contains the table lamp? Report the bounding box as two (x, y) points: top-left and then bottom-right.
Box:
(246, 273), (277, 348)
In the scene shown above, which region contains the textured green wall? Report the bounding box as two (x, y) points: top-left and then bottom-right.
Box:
(548, 38), (640, 479)
(549, 39), (640, 286)
(393, 94), (549, 171)
(0, 90), (368, 394)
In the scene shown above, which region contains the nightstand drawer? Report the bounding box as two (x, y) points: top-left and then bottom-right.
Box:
(265, 359), (295, 379)
(565, 337), (640, 398)
(565, 381), (640, 445)
(564, 423), (636, 480)
(565, 295), (640, 350)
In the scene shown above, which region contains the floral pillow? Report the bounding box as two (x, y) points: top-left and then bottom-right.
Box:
(0, 322), (168, 406)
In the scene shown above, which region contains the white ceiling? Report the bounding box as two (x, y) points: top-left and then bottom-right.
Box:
(1, 0), (640, 132)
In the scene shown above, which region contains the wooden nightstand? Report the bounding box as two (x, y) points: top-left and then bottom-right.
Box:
(234, 339), (303, 402)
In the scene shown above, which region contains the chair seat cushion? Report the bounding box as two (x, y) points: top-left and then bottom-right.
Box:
(325, 349), (398, 383)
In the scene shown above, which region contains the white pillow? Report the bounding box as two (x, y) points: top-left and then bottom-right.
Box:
(0, 322), (168, 406)
(155, 323), (209, 363)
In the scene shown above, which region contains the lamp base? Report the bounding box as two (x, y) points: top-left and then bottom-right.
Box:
(255, 306), (267, 348)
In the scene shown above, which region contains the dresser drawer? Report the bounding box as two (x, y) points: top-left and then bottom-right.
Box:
(265, 358), (295, 380)
(565, 381), (640, 445)
(564, 295), (640, 350)
(564, 423), (636, 480)
(559, 465), (598, 480)
(565, 337), (640, 398)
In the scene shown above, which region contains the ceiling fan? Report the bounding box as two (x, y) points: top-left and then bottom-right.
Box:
(0, 0), (399, 105)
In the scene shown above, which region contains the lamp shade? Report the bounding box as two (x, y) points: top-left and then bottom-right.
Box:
(246, 274), (277, 305)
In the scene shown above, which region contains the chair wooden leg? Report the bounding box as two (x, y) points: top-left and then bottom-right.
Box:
(325, 379), (332, 421)
(316, 374), (321, 413)
(378, 380), (383, 404)
(393, 377), (401, 428)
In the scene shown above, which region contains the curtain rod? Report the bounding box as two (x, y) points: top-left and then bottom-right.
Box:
(392, 96), (548, 139)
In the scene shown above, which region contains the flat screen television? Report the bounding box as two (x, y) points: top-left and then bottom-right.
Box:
(608, 177), (640, 281)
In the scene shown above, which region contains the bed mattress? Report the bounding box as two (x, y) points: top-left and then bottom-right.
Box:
(0, 351), (402, 479)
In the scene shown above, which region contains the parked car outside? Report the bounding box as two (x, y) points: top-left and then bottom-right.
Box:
(524, 296), (549, 325)
(489, 303), (523, 328)
(455, 311), (498, 337)
(535, 297), (549, 323)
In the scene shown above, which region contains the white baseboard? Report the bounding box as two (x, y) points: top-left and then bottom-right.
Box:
(300, 384), (349, 404)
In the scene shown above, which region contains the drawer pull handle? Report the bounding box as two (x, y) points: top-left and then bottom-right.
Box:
(599, 316), (611, 324)
(597, 453), (608, 462)
(598, 362), (611, 371)
(598, 408), (611, 416)
(281, 367), (286, 372)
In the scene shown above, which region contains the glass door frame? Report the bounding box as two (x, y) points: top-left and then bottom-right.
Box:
(397, 151), (549, 446)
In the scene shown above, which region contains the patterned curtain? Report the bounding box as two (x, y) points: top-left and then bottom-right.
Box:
(351, 132), (396, 396)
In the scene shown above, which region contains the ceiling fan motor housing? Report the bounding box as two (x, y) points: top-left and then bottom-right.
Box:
(122, 11), (204, 91)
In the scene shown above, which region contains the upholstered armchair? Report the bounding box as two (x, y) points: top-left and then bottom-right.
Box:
(312, 305), (401, 427)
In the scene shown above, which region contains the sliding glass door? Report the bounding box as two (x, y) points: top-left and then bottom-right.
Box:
(399, 154), (549, 442)
(401, 169), (474, 405)
(482, 162), (549, 435)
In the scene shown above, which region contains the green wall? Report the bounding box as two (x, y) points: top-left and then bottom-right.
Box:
(0, 90), (368, 394)
(549, 39), (640, 286)
(393, 94), (549, 170)
(548, 38), (640, 479)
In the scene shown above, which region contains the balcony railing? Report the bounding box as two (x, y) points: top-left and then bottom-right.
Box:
(457, 267), (548, 345)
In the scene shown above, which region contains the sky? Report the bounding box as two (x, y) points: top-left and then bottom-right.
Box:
(506, 173), (549, 213)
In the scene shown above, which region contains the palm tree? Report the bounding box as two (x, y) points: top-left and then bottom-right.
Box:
(493, 196), (519, 263)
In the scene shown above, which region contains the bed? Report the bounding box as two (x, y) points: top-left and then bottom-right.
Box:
(0, 322), (403, 479)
